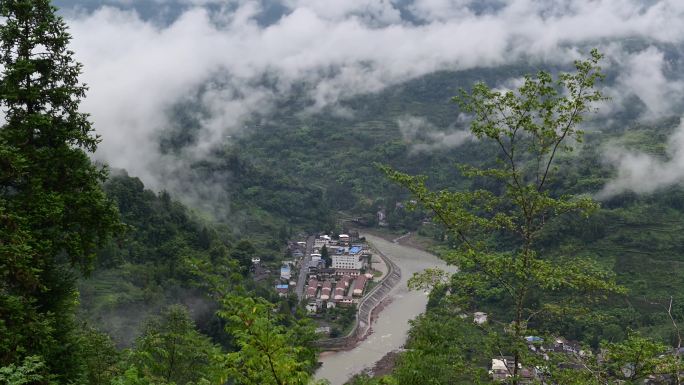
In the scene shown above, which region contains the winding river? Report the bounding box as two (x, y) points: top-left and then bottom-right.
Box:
(315, 232), (454, 385)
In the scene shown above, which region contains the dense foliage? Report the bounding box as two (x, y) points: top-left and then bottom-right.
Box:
(114, 305), (225, 385)
(0, 3), (321, 384)
(349, 52), (684, 384)
(0, 0), (120, 380)
(219, 62), (684, 348)
(385, 51), (626, 383)
(5, 1), (684, 384)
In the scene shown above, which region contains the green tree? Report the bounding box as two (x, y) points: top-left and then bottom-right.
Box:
(219, 295), (324, 385)
(346, 374), (397, 385)
(391, 308), (489, 385)
(385, 50), (626, 384)
(231, 240), (256, 274)
(0, 356), (53, 385)
(0, 0), (120, 379)
(120, 305), (225, 385)
(544, 332), (674, 385)
(78, 325), (120, 385)
(320, 245), (331, 268)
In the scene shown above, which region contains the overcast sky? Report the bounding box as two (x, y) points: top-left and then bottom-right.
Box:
(54, 0), (684, 199)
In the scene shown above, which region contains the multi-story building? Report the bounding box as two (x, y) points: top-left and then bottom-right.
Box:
(313, 235), (331, 249)
(332, 254), (363, 270)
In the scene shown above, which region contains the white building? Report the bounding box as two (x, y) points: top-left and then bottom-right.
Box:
(314, 235), (331, 249)
(490, 359), (510, 381)
(332, 254), (363, 270)
(474, 312), (488, 325)
(280, 265), (291, 280)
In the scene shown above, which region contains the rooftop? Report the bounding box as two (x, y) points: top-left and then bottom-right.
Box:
(353, 275), (368, 290)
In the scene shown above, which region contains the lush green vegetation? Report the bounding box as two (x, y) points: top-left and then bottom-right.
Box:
(319, 305), (357, 338)
(154, 55), (684, 382)
(79, 172), (233, 346)
(338, 54), (682, 385)
(6, 1), (684, 385)
(0, 2), (322, 385)
(0, 0), (121, 380)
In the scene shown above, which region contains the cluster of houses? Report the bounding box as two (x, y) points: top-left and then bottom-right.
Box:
(470, 310), (684, 384)
(305, 233), (374, 313)
(304, 273), (369, 312)
(488, 331), (683, 384)
(270, 239), (312, 297)
(467, 311), (584, 383)
(275, 264), (295, 296)
(268, 232), (376, 313)
(274, 258), (296, 297)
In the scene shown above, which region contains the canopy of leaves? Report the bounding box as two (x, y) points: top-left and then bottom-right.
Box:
(116, 305), (225, 385)
(0, 0), (120, 379)
(383, 51), (635, 383)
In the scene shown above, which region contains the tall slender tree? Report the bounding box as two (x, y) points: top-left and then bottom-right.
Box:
(385, 50), (625, 384)
(0, 0), (120, 380)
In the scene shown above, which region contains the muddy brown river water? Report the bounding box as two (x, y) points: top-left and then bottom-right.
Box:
(315, 233), (455, 385)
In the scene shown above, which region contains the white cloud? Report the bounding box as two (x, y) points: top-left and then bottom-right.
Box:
(599, 118), (684, 198)
(615, 47), (684, 119)
(59, 0), (684, 203)
(280, 0), (402, 24)
(397, 115), (472, 152)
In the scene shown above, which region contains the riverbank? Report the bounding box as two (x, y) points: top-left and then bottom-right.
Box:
(361, 228), (439, 254)
(314, 237), (401, 351)
(315, 232), (455, 385)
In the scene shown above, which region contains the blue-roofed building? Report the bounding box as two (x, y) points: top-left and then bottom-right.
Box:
(525, 336), (544, 343)
(280, 265), (291, 280)
(349, 245), (362, 255)
(275, 284), (289, 297)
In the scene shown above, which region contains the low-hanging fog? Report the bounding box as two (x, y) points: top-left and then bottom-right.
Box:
(55, 0), (684, 208)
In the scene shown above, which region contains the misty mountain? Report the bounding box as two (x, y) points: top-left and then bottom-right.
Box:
(53, 0), (684, 214)
(53, 0), (507, 26)
(54, 0), (290, 26)
(52, 0), (684, 348)
(48, 0), (684, 360)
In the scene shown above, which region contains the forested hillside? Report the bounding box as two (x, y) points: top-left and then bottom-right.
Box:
(0, 2), (322, 384)
(5, 1), (684, 384)
(80, 172), (232, 346)
(200, 62), (684, 345)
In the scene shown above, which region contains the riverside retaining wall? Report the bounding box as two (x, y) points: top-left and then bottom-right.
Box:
(314, 242), (401, 351)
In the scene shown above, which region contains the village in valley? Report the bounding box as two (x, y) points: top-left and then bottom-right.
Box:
(253, 231), (386, 338)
